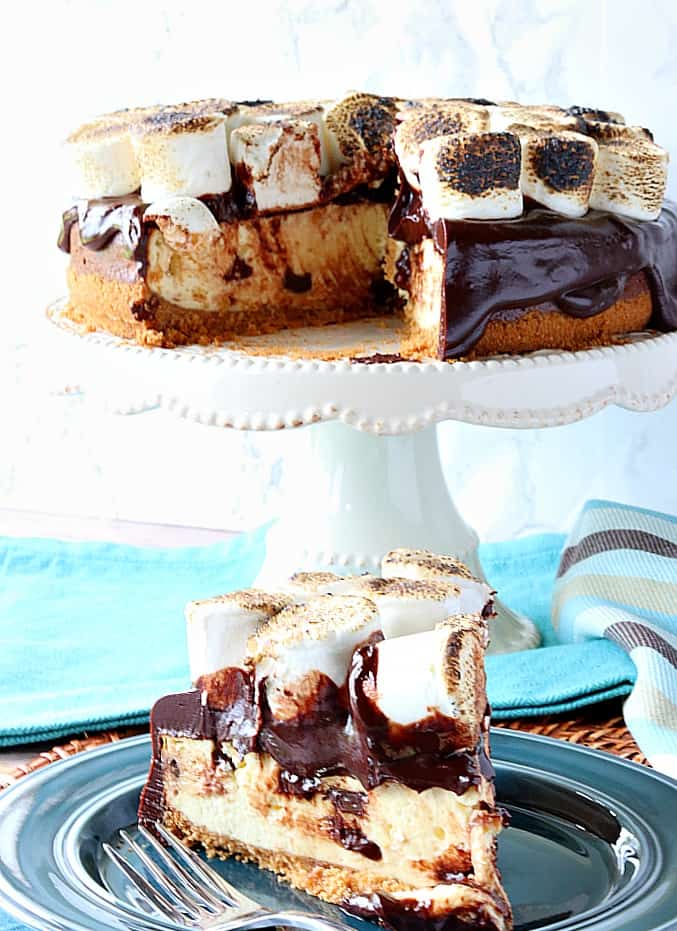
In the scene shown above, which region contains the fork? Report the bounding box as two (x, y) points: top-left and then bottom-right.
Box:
(103, 822), (352, 931)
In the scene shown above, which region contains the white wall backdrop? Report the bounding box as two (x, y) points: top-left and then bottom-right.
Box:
(1, 0), (676, 538)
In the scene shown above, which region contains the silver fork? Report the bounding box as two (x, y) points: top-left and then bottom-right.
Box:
(103, 822), (352, 931)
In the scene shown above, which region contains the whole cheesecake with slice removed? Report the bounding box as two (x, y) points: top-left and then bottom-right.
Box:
(138, 551), (511, 931)
(58, 93), (677, 360)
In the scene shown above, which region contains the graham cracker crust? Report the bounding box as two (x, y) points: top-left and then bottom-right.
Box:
(65, 266), (389, 350)
(468, 276), (652, 359)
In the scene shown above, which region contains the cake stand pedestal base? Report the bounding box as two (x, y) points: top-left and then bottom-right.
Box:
(47, 305), (677, 655)
(256, 421), (540, 654)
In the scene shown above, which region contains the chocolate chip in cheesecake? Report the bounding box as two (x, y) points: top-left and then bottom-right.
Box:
(283, 268), (312, 293)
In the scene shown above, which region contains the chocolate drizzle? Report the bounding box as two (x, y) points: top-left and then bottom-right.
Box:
(326, 813), (383, 860)
(325, 786), (368, 815)
(58, 176), (395, 264)
(389, 179), (677, 358)
(58, 191), (242, 273)
(278, 770), (322, 798)
(59, 195), (151, 274)
(139, 645), (493, 837)
(344, 891), (503, 931)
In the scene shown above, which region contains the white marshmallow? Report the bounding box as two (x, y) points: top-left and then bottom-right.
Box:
(418, 132), (523, 221)
(233, 101), (332, 176)
(394, 102), (490, 188)
(133, 114), (231, 202)
(66, 125), (140, 199)
(185, 590), (290, 684)
(374, 626), (460, 724)
(373, 616), (486, 738)
(144, 195), (221, 234)
(347, 577), (465, 638)
(587, 126), (668, 221)
(323, 92), (398, 177)
(229, 120), (322, 211)
(381, 550), (494, 618)
(488, 104), (580, 134)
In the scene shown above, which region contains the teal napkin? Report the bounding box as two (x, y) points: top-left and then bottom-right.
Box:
(0, 530), (267, 746)
(0, 529), (635, 747)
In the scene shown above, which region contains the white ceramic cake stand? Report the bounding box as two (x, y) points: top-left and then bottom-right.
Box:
(46, 302), (677, 653)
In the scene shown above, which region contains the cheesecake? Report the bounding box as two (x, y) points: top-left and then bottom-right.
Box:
(59, 94), (677, 360)
(138, 551), (511, 931)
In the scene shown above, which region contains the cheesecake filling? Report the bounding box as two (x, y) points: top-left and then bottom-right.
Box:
(389, 180), (677, 358)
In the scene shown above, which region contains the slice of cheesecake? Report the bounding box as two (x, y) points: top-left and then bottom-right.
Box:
(138, 552), (511, 931)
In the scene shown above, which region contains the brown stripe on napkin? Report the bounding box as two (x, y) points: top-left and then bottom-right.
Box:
(558, 530), (677, 577)
(606, 621), (677, 670)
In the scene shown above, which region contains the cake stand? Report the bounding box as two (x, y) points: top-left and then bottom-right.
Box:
(46, 302), (677, 653)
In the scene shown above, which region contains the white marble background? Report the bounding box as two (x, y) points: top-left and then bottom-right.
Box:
(1, 0), (676, 539)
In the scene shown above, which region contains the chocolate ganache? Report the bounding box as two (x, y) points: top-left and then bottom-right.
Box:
(389, 180), (677, 358)
(58, 192), (242, 275)
(346, 890), (505, 931)
(138, 633), (493, 831)
(58, 176), (395, 264)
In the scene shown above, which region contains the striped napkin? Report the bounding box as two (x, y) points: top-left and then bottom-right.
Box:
(553, 499), (677, 777)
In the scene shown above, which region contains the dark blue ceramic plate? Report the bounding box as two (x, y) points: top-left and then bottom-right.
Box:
(0, 731), (675, 930)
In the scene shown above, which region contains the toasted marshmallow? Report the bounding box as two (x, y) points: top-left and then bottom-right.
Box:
(229, 120), (322, 211)
(372, 616), (487, 740)
(132, 110), (231, 202)
(248, 596), (381, 719)
(347, 577), (464, 638)
(395, 103), (490, 187)
(185, 590), (291, 684)
(488, 104), (580, 134)
(381, 548), (494, 617)
(66, 120), (140, 199)
(581, 121), (654, 148)
(281, 571), (376, 601)
(324, 92), (398, 177)
(233, 101), (332, 176)
(565, 105), (625, 125)
(144, 195), (221, 235)
(586, 123), (668, 220)
(512, 127), (598, 217)
(418, 132), (523, 221)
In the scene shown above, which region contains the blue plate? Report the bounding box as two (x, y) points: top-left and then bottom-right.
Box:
(0, 730), (675, 930)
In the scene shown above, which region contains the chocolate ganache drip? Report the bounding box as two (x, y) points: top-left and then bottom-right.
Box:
(59, 195), (152, 276)
(389, 179), (677, 358)
(58, 175), (396, 263)
(58, 192), (241, 273)
(138, 634), (492, 831)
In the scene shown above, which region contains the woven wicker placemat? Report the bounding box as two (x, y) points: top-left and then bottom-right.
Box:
(0, 701), (645, 792)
